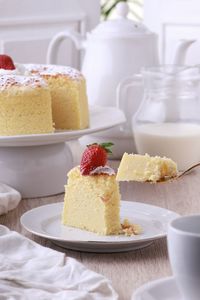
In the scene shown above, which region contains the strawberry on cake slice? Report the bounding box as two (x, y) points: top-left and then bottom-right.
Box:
(62, 143), (122, 235)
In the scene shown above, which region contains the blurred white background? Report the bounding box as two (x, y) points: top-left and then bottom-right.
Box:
(0, 0), (100, 67)
(0, 0), (199, 67)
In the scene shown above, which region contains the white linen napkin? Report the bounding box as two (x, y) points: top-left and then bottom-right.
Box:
(0, 226), (118, 300)
(0, 183), (21, 215)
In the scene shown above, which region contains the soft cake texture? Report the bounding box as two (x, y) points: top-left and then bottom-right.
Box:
(116, 153), (178, 182)
(62, 167), (121, 235)
(0, 75), (54, 135)
(25, 64), (89, 130)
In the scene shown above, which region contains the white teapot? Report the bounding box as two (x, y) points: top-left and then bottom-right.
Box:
(47, 2), (193, 109)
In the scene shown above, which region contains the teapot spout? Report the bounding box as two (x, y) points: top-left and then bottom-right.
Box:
(172, 39), (195, 65)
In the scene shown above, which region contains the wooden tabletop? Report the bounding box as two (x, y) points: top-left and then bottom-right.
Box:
(1, 141), (200, 300)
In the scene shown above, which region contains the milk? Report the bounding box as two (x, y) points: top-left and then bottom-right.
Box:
(134, 123), (200, 170)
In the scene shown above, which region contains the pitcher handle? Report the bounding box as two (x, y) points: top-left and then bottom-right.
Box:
(116, 74), (143, 134)
(46, 30), (84, 64)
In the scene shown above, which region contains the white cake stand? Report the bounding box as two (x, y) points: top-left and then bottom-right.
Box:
(0, 106), (125, 198)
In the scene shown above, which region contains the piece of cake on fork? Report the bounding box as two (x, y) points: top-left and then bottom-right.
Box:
(116, 153), (178, 183)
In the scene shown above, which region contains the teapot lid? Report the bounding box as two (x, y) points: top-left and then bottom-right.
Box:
(91, 2), (151, 38)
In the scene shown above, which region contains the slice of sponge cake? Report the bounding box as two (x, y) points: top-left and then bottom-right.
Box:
(62, 166), (121, 235)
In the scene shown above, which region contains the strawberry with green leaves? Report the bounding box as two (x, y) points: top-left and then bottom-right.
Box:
(80, 142), (114, 175)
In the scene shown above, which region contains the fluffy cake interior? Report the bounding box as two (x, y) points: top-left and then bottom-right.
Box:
(62, 166), (121, 235)
(44, 75), (89, 130)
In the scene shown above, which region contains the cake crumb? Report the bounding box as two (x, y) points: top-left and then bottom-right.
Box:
(121, 218), (142, 236)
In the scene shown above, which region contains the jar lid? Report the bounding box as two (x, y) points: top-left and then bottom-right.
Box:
(90, 2), (151, 38)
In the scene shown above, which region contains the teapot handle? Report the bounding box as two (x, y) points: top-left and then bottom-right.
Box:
(116, 74), (143, 135)
(46, 30), (85, 64)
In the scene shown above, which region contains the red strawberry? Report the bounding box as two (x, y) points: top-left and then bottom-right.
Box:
(0, 54), (15, 70)
(80, 142), (114, 175)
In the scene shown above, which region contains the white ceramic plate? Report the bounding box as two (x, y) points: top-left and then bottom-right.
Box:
(0, 106), (125, 147)
(20, 201), (179, 253)
(132, 277), (182, 300)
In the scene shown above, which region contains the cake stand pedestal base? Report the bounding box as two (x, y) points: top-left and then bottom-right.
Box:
(0, 142), (73, 198)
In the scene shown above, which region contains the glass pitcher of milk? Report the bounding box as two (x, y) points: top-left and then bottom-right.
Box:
(119, 66), (200, 170)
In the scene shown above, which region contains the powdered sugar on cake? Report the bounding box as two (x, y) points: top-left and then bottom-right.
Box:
(90, 166), (115, 175)
(0, 63), (83, 81)
(0, 75), (47, 90)
(25, 64), (83, 81)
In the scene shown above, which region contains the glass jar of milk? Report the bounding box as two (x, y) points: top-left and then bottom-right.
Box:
(131, 66), (200, 170)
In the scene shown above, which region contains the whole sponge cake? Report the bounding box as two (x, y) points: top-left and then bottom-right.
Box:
(25, 64), (89, 130)
(0, 55), (89, 135)
(0, 75), (54, 135)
